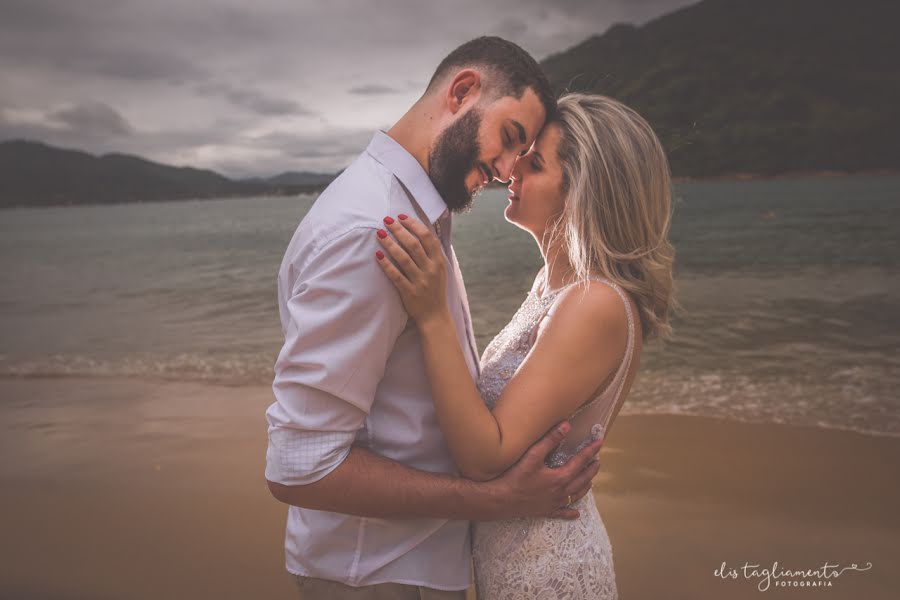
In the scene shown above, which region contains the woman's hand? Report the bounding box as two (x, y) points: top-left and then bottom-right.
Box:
(375, 214), (450, 327)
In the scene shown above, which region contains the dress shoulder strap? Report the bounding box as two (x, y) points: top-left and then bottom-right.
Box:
(563, 275), (637, 421)
(538, 274), (639, 456)
(591, 276), (635, 379)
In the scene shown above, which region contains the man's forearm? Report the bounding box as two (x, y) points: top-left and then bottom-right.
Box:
(267, 445), (504, 520)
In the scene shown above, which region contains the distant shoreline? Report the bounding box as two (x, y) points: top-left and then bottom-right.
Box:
(3, 169), (898, 210)
(0, 187), (327, 210)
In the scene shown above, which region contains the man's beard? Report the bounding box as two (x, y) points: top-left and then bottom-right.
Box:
(428, 108), (483, 213)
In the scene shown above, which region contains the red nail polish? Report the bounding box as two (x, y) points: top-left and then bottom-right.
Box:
(377, 229), (387, 239)
(383, 216), (394, 225)
(376, 250), (384, 259)
(398, 214), (408, 220)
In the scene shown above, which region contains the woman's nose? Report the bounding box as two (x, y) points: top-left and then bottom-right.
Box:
(510, 157), (523, 182)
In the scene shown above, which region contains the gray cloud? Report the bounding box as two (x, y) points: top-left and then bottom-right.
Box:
(244, 127), (379, 166)
(0, 0), (206, 83)
(85, 51), (206, 84)
(0, 0), (697, 177)
(48, 101), (134, 137)
(194, 81), (313, 116)
(0, 101), (135, 147)
(494, 17), (529, 40)
(347, 84), (402, 96)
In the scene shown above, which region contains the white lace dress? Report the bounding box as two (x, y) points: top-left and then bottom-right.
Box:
(471, 269), (636, 600)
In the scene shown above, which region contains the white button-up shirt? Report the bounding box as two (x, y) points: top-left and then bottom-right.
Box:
(265, 131), (480, 589)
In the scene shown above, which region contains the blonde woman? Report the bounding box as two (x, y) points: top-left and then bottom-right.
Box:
(374, 93), (677, 599)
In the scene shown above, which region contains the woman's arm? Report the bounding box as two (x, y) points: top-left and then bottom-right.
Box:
(375, 215), (628, 481)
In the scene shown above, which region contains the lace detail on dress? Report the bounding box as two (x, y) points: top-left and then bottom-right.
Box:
(473, 493), (617, 600)
(472, 268), (634, 599)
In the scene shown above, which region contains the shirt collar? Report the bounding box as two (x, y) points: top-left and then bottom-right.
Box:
(365, 130), (449, 225)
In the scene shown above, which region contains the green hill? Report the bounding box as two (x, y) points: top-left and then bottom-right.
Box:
(0, 140), (329, 208)
(540, 0), (900, 177)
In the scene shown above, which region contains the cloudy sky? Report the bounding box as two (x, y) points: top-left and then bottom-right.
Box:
(0, 0), (695, 178)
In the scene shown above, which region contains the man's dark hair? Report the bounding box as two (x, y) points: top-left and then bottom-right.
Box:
(425, 36), (556, 120)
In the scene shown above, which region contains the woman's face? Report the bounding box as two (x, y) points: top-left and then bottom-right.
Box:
(505, 122), (566, 240)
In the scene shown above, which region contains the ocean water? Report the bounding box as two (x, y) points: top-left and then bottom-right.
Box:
(1, 175), (898, 436)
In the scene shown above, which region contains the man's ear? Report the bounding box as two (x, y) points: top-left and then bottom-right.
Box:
(446, 69), (481, 114)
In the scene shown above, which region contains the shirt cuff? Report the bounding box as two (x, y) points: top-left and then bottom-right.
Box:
(265, 427), (356, 486)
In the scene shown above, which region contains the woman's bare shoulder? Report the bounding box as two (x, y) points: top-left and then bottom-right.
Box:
(538, 279), (629, 355)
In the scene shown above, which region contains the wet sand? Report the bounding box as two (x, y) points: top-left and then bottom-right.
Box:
(1, 376), (897, 599)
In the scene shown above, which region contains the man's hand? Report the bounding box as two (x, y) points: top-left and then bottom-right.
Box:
(483, 421), (603, 520)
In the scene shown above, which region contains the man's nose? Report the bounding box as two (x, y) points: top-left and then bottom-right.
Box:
(493, 154), (518, 183)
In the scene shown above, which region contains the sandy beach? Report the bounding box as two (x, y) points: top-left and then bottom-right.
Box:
(1, 376), (897, 599)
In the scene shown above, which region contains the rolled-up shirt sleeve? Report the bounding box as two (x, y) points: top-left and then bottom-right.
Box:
(265, 224), (408, 486)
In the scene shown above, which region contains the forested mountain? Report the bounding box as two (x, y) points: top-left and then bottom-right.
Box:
(540, 0), (900, 176)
